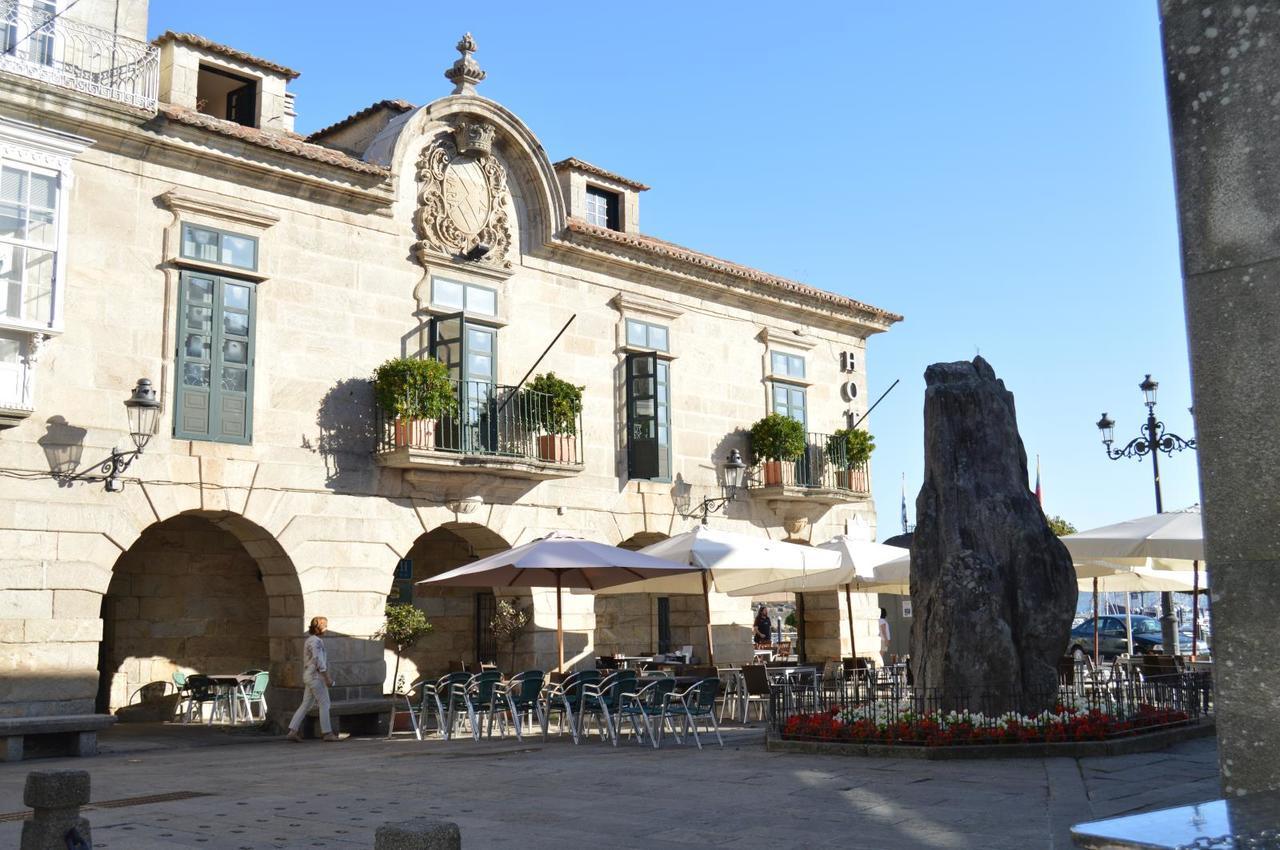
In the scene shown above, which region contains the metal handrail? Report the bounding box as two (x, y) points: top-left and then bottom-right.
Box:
(0, 1), (159, 111)
(747, 431), (871, 494)
(375, 378), (584, 466)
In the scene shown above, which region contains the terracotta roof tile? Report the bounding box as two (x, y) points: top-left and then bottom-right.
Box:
(157, 105), (389, 177)
(308, 99), (415, 141)
(153, 32), (301, 80)
(553, 158), (650, 191)
(563, 218), (902, 323)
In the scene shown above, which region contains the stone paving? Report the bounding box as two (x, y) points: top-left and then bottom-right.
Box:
(0, 725), (1220, 849)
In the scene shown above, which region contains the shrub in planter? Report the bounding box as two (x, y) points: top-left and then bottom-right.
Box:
(827, 428), (875, 490)
(749, 413), (806, 486)
(376, 602), (433, 701)
(372, 357), (456, 450)
(526, 372), (584, 463)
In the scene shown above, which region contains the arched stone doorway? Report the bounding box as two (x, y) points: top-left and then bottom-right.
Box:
(96, 511), (304, 720)
(594, 532), (672, 659)
(387, 523), (513, 688)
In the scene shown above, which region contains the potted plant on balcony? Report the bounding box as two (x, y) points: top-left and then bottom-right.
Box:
(526, 372), (583, 463)
(826, 427), (875, 491)
(372, 357), (456, 450)
(749, 413), (806, 486)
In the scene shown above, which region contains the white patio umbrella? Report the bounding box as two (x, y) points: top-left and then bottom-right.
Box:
(583, 526), (841, 664)
(1064, 510), (1206, 660)
(417, 532), (696, 671)
(722, 537), (910, 659)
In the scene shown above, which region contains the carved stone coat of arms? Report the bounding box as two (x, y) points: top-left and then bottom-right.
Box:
(414, 119), (512, 270)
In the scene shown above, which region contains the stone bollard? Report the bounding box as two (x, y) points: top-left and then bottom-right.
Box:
(20, 770), (91, 850)
(373, 817), (461, 850)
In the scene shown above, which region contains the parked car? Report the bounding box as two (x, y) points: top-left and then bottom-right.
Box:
(1067, 615), (1204, 660)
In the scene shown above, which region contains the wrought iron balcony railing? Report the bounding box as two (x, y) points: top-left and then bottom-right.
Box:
(0, 1), (159, 111)
(747, 431), (871, 495)
(375, 379), (584, 468)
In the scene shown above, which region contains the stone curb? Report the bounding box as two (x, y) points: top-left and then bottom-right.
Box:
(765, 718), (1216, 759)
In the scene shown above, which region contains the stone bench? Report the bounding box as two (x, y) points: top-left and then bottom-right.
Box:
(301, 698), (392, 738)
(0, 715), (116, 762)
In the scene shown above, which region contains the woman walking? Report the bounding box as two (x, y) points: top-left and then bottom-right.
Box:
(287, 616), (339, 742)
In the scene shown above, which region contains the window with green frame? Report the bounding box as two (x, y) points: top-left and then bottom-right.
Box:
(770, 350), (805, 379)
(180, 223), (258, 271)
(174, 270), (255, 444)
(772, 382), (807, 427)
(625, 342), (671, 481)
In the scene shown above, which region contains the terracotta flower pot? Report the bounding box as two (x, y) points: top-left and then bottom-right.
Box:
(537, 434), (577, 463)
(762, 460), (784, 486)
(393, 418), (436, 450)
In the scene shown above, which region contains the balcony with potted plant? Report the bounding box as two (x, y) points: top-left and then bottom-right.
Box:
(372, 358), (585, 480)
(746, 414), (873, 505)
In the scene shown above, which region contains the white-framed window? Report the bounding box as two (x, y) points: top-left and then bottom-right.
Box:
(0, 161), (57, 327)
(430, 276), (497, 317)
(585, 185), (620, 230)
(2, 0), (56, 68)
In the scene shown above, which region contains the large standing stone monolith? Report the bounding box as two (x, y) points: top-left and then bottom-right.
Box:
(909, 357), (1076, 712)
(1160, 0), (1280, 797)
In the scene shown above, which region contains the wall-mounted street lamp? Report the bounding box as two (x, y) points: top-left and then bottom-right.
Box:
(693, 449), (748, 525)
(67, 378), (161, 492)
(1095, 373), (1197, 655)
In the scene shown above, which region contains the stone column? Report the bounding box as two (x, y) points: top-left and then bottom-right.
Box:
(1160, 1), (1280, 795)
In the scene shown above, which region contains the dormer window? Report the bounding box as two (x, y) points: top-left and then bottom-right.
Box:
(585, 186), (620, 231)
(196, 65), (258, 127)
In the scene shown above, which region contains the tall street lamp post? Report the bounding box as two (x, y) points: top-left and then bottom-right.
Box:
(1095, 374), (1196, 656)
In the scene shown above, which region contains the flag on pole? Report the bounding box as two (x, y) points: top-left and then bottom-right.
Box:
(1034, 454), (1043, 506)
(901, 473), (909, 533)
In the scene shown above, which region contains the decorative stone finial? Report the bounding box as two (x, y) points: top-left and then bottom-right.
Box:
(444, 32), (485, 95)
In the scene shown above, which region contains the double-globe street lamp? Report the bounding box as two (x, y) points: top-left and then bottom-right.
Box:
(1095, 374), (1196, 656)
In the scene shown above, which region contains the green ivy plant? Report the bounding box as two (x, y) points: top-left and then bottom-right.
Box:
(826, 428), (876, 468)
(375, 602), (433, 695)
(749, 413), (807, 462)
(372, 357), (457, 421)
(525, 372), (584, 436)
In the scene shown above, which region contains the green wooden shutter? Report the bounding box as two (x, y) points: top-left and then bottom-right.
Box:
(626, 351), (660, 479)
(174, 271), (255, 444)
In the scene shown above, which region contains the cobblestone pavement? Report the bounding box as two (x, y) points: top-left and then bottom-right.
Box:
(0, 725), (1220, 849)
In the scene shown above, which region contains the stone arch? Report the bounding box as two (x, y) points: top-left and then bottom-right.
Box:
(385, 522), (516, 688)
(96, 509), (304, 717)
(594, 532), (672, 658)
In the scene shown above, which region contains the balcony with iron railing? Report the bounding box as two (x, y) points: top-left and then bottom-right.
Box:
(0, 1), (159, 112)
(746, 431), (871, 505)
(374, 379), (585, 480)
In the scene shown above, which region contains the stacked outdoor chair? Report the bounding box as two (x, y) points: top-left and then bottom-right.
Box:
(579, 670), (637, 745)
(541, 669), (600, 744)
(493, 670), (546, 741)
(619, 677), (677, 748)
(430, 671), (473, 740)
(454, 670), (503, 741)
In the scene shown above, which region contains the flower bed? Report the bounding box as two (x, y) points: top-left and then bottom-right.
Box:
(781, 703), (1191, 747)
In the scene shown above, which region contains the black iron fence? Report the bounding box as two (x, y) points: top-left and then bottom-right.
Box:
(770, 671), (1211, 745)
(748, 431), (870, 494)
(375, 379), (584, 466)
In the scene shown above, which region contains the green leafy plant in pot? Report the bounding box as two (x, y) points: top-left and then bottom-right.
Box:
(488, 598), (531, 672)
(372, 357), (456, 450)
(826, 427), (875, 491)
(375, 602), (433, 701)
(525, 372), (584, 463)
(749, 413), (807, 486)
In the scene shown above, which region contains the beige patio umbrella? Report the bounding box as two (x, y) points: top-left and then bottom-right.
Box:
(584, 526), (841, 664)
(724, 537), (910, 658)
(417, 532), (697, 672)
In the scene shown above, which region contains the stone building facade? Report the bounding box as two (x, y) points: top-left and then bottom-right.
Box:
(0, 1), (900, 727)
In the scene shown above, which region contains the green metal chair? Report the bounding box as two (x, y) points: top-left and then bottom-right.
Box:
(580, 670), (636, 746)
(171, 671), (191, 721)
(455, 670), (503, 741)
(619, 676), (676, 748)
(494, 670), (545, 741)
(236, 671), (269, 723)
(662, 677), (723, 749)
(386, 678), (429, 740)
(431, 672), (472, 740)
(541, 669), (600, 744)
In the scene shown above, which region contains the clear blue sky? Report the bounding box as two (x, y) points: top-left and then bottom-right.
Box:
(150, 1), (1201, 538)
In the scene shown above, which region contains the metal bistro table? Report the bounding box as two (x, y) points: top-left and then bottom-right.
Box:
(613, 656), (657, 670)
(205, 674), (256, 724)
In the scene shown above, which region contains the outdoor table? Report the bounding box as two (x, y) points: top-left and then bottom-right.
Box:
(614, 655), (656, 670)
(205, 674), (256, 724)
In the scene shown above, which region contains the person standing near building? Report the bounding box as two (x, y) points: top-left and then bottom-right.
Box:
(753, 605), (772, 647)
(878, 608), (892, 666)
(287, 616), (339, 742)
